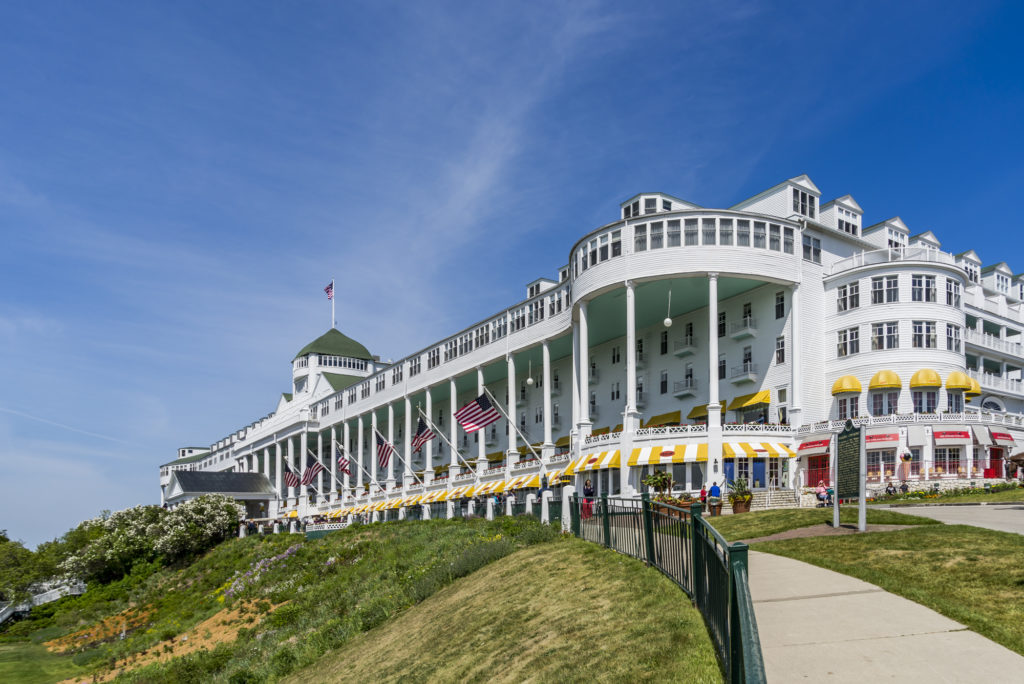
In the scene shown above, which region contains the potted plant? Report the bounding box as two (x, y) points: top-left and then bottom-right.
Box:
(642, 470), (673, 495)
(729, 478), (753, 514)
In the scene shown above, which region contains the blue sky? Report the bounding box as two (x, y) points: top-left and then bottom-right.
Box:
(1, 1), (1021, 546)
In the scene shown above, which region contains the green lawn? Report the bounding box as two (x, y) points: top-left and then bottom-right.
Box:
(755, 525), (1024, 656)
(286, 538), (721, 684)
(0, 642), (85, 684)
(877, 487), (1024, 506)
(707, 507), (940, 542)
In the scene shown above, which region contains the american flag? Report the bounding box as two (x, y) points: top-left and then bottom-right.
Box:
(375, 431), (395, 470)
(335, 444), (350, 476)
(454, 394), (502, 433)
(283, 468), (300, 489)
(410, 417), (436, 452)
(301, 451), (326, 486)
(324, 281), (334, 300)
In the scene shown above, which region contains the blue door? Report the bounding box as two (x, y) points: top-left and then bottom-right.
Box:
(723, 460), (735, 486)
(752, 458), (767, 488)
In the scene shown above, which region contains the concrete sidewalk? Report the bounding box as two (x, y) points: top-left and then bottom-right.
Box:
(748, 550), (1024, 682)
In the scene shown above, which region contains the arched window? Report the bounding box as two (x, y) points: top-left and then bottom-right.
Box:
(981, 397), (1005, 412)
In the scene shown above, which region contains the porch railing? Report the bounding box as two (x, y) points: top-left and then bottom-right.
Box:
(570, 494), (765, 684)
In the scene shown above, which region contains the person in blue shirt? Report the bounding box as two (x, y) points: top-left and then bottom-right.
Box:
(708, 481), (721, 500)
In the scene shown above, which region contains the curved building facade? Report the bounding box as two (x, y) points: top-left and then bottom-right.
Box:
(159, 175), (1024, 516)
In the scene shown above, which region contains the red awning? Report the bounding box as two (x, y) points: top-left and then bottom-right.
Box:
(934, 427), (972, 447)
(797, 438), (831, 457)
(990, 430), (1017, 447)
(865, 427), (899, 449)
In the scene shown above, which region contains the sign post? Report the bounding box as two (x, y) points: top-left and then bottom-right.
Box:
(834, 419), (866, 531)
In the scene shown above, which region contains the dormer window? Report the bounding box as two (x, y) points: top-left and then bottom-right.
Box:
(996, 273), (1010, 293)
(622, 199), (640, 219)
(644, 197), (657, 215)
(963, 262), (979, 284)
(528, 283), (540, 298)
(837, 207), (859, 235)
(662, 199), (672, 212)
(792, 188), (816, 218)
(887, 229), (907, 249)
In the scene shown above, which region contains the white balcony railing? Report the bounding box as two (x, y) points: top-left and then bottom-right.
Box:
(795, 410), (1024, 435)
(968, 370), (1024, 395)
(965, 329), (1024, 357)
(635, 424), (708, 438)
(830, 246), (957, 275)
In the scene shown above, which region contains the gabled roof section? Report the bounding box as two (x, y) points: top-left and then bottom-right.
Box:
(956, 249), (981, 263)
(169, 471), (275, 495)
(282, 393), (293, 402)
(730, 174), (820, 211)
(821, 194), (863, 213)
(321, 372), (362, 392)
(909, 231), (941, 246)
(862, 216), (908, 235)
(981, 262), (1013, 275)
(161, 451), (209, 467)
(619, 192), (701, 210)
(294, 328), (372, 361)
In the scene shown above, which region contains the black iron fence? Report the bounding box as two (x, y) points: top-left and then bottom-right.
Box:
(570, 494), (765, 684)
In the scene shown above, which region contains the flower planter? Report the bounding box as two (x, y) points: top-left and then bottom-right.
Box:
(730, 498), (752, 514)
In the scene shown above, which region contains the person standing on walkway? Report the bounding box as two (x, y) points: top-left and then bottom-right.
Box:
(583, 478), (595, 519)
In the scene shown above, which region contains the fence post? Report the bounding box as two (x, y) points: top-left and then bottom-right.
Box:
(728, 541), (749, 684)
(570, 494), (581, 537)
(601, 493), (611, 548)
(690, 502), (704, 600)
(641, 493), (656, 567)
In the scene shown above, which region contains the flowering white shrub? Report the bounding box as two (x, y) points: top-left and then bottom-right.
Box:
(154, 495), (244, 562)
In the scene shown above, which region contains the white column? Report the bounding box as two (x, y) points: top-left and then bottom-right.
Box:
(578, 300), (592, 438)
(404, 396), (413, 488)
(329, 427), (337, 502)
(356, 416), (364, 492)
(387, 403), (396, 487)
(789, 282), (802, 428)
(274, 442), (283, 499)
(425, 387), (434, 484)
(342, 422), (351, 499)
(477, 367), (486, 475)
(542, 340), (553, 450)
(263, 447), (270, 482)
(706, 273), (723, 487)
(287, 436), (295, 499)
(572, 321), (580, 442)
(316, 431), (325, 498)
(625, 280), (639, 432)
(449, 378), (459, 476)
(507, 354), (518, 460)
(300, 431), (308, 504)
(371, 411), (379, 486)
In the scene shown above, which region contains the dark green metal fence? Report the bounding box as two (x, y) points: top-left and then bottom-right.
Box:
(510, 501), (526, 516)
(548, 498), (562, 523)
(570, 494), (765, 684)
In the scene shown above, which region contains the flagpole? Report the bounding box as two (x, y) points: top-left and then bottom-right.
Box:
(334, 439), (374, 493)
(482, 386), (546, 475)
(417, 408), (479, 475)
(374, 429), (426, 487)
(331, 278), (335, 329)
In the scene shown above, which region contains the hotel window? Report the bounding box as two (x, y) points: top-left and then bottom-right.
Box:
(597, 234), (609, 261)
(589, 238), (598, 267)
(837, 396), (857, 420)
(769, 224), (781, 251)
(837, 327), (859, 357)
(392, 366), (403, 384)
(912, 321), (936, 348)
(718, 311), (726, 337)
(610, 382), (620, 401)
(933, 448), (961, 476)
(742, 302), (752, 326)
(375, 376), (385, 391)
(310, 404), (319, 420)
(885, 275), (899, 302)
(837, 282), (859, 311)
(720, 219), (733, 245)
(947, 324), (962, 352)
(685, 321), (694, 343)
(663, 199), (672, 211)
(660, 370), (669, 394)
(519, 412), (527, 432)
(753, 221), (766, 248)
(792, 188), (816, 218)
(996, 273), (1010, 293)
(775, 291), (785, 319)
(742, 346), (753, 366)
(685, 363), (694, 383)
(666, 220), (680, 247)
(871, 322), (899, 350)
(718, 355), (726, 380)
(837, 218), (858, 235)
(948, 392), (963, 412)
(631, 200), (639, 218)
(553, 403), (560, 423)
(634, 225), (647, 252)
(409, 357), (421, 376)
(946, 279), (961, 307)
(736, 220), (751, 246)
(684, 219), (698, 245)
(589, 392), (597, 416)
(963, 262), (979, 284)
(702, 218), (716, 245)
(912, 390), (937, 413)
(650, 222), (664, 249)
(534, 407), (543, 424)
(871, 391), (899, 416)
(475, 324), (490, 348)
(611, 345), (621, 364)
(427, 348), (440, 369)
(912, 275), (936, 302)
(887, 229), (907, 249)
(870, 277), (884, 304)
(611, 230), (622, 257)
(802, 235), (821, 263)
(348, 388), (356, 403)
(783, 226), (795, 254)
(334, 396), (343, 411)
(645, 197), (657, 214)
(775, 336), (785, 364)
(660, 330), (668, 355)
(360, 383), (370, 399)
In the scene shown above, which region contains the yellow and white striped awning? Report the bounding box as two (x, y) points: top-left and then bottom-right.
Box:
(506, 474), (532, 490)
(628, 443), (709, 466)
(424, 489), (447, 503)
(477, 480), (508, 495)
(568, 450), (622, 474)
(445, 484), (476, 500)
(522, 467), (568, 489)
(722, 442), (797, 458)
(405, 494), (424, 506)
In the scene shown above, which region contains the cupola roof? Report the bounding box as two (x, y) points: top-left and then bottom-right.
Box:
(293, 328), (372, 361)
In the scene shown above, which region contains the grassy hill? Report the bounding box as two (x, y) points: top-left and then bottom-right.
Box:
(1, 518), (719, 683)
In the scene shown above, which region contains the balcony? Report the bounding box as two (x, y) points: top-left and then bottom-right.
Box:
(729, 318), (757, 340)
(830, 246), (957, 276)
(673, 378), (697, 398)
(730, 362), (758, 384)
(968, 370), (1024, 396)
(636, 390), (647, 408)
(673, 336), (697, 357)
(965, 329), (1024, 358)
(795, 410), (1024, 435)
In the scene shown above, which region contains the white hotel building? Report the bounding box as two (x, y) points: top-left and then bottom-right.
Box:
(159, 174), (1024, 517)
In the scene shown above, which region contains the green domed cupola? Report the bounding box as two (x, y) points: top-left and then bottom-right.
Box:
(293, 328), (373, 361)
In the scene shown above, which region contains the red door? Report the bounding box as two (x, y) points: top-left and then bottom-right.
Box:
(984, 448), (1003, 478)
(806, 455), (830, 486)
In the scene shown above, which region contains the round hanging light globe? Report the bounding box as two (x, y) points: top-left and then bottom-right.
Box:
(663, 317), (673, 327)
(526, 376), (534, 386)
